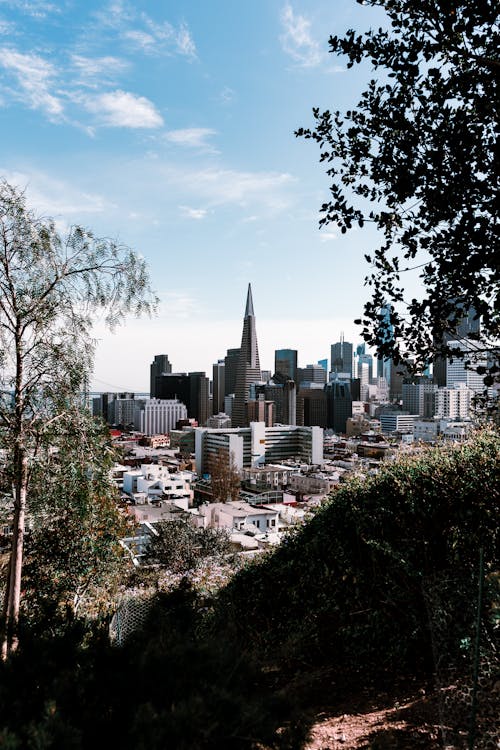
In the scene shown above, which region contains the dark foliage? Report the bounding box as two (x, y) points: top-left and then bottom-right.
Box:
(212, 430), (499, 686)
(0, 584), (304, 749)
(297, 1), (499, 384)
(145, 520), (233, 574)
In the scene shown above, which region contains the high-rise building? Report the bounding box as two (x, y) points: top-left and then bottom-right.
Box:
(297, 364), (327, 386)
(140, 398), (187, 436)
(446, 340), (486, 392)
(297, 386), (327, 428)
(402, 380), (438, 416)
(232, 284), (262, 428)
(326, 379), (353, 433)
(355, 343), (374, 384)
(433, 305), (480, 386)
(155, 372), (209, 425)
(317, 358), (328, 373)
(331, 334), (353, 378)
(212, 360), (225, 415)
(275, 349), (298, 383)
(224, 347), (240, 396)
(150, 354), (172, 397)
(247, 395), (274, 426)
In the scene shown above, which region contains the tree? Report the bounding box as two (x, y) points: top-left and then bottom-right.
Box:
(0, 180), (156, 656)
(297, 1), (499, 385)
(146, 520), (232, 574)
(208, 449), (241, 503)
(22, 409), (132, 625)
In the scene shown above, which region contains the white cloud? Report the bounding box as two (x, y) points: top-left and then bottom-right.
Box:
(319, 228), (338, 242)
(168, 166), (296, 209)
(0, 0), (61, 18)
(99, 4), (197, 59)
(84, 89), (163, 128)
(123, 29), (156, 51)
(0, 47), (63, 117)
(0, 168), (110, 221)
(0, 19), (15, 34)
(164, 128), (217, 150)
(175, 22), (196, 57)
(179, 205), (208, 220)
(71, 54), (129, 86)
(280, 4), (323, 67)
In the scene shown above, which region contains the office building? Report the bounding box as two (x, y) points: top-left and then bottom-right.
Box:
(402, 380), (438, 417)
(275, 349), (298, 383)
(195, 422), (323, 475)
(297, 385), (327, 428)
(150, 354), (172, 397)
(224, 348), (240, 396)
(212, 360), (225, 415)
(379, 413), (419, 434)
(257, 375), (296, 426)
(433, 305), (481, 386)
(326, 379), (353, 434)
(247, 395), (274, 426)
(139, 398), (187, 436)
(298, 364), (327, 386)
(331, 334), (353, 378)
(155, 372), (209, 426)
(232, 284), (262, 427)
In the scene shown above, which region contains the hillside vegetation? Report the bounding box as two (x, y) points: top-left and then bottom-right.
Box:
(0, 430), (498, 748)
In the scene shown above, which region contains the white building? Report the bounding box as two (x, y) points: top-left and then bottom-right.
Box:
(195, 500), (279, 535)
(435, 383), (474, 419)
(413, 419), (439, 443)
(379, 413), (420, 434)
(195, 422), (323, 475)
(206, 412), (232, 429)
(446, 340), (486, 391)
(139, 398), (187, 436)
(123, 464), (193, 506)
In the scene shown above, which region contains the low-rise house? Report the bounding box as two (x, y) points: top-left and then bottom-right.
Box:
(123, 464), (194, 507)
(195, 501), (279, 534)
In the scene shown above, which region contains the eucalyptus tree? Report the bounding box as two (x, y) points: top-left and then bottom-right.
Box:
(0, 180), (157, 656)
(23, 407), (132, 626)
(297, 0), (499, 384)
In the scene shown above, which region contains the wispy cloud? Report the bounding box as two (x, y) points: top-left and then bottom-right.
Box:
(0, 19), (15, 34)
(164, 128), (217, 150)
(160, 165), (297, 214)
(97, 3), (197, 59)
(159, 291), (198, 319)
(0, 0), (62, 19)
(280, 4), (323, 67)
(82, 89), (164, 129)
(179, 205), (208, 220)
(0, 168), (110, 218)
(0, 47), (63, 117)
(319, 228), (338, 242)
(70, 54), (129, 87)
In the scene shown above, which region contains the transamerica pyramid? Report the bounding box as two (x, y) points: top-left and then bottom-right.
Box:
(232, 284), (261, 427)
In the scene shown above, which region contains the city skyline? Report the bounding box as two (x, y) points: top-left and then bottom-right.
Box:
(0, 0), (401, 391)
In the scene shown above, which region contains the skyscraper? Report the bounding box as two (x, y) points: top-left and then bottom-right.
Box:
(275, 348), (298, 383)
(212, 360), (225, 414)
(224, 347), (240, 396)
(150, 354), (172, 397)
(331, 334), (353, 378)
(232, 284), (262, 428)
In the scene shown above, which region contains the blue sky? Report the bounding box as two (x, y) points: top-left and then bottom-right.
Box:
(0, 0), (389, 391)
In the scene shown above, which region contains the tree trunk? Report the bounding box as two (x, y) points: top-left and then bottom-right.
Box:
(1, 450), (28, 658)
